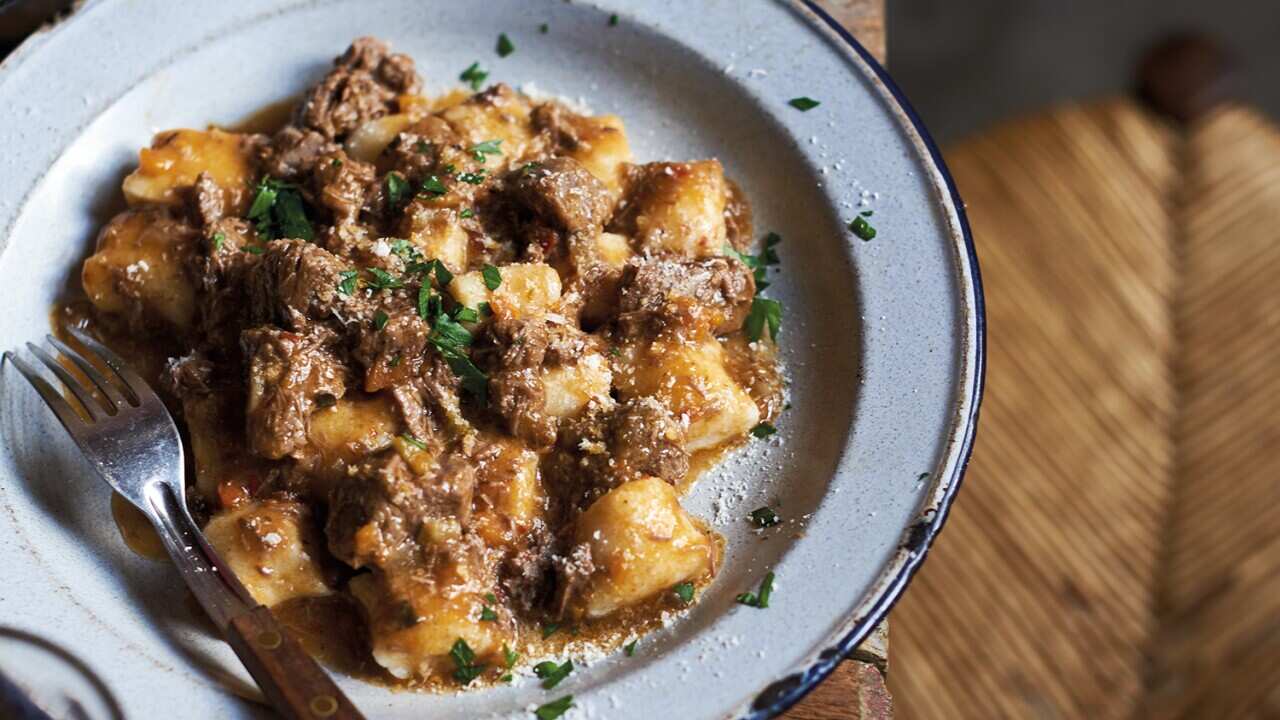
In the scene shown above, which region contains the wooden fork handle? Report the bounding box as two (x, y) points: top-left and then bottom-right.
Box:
(225, 605), (365, 720)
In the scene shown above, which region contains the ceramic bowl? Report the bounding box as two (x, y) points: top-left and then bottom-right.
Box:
(0, 1), (983, 718)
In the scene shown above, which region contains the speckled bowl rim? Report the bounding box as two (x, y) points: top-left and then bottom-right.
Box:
(0, 2), (986, 717)
(738, 3), (985, 718)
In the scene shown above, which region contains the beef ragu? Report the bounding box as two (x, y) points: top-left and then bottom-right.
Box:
(61, 37), (784, 688)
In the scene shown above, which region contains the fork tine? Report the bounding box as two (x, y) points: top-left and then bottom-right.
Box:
(65, 327), (143, 406)
(4, 351), (87, 432)
(25, 342), (100, 421)
(47, 334), (128, 410)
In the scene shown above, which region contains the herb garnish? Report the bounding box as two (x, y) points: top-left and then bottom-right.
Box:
(673, 582), (695, 604)
(457, 169), (488, 185)
(460, 208), (475, 219)
(480, 594), (498, 622)
(624, 640), (637, 657)
(861, 209), (874, 217)
(539, 23), (549, 34)
(849, 215), (876, 241)
(745, 297), (782, 342)
(247, 177), (314, 241)
(460, 62), (489, 91)
(535, 696), (574, 720)
(788, 97), (821, 111)
(421, 174), (448, 197)
(534, 659), (573, 689)
(365, 267), (403, 290)
(482, 264), (503, 290)
(470, 139), (503, 163)
(453, 306), (480, 324)
(608, 13), (619, 26)
(211, 232), (226, 252)
(735, 571), (776, 609)
(337, 270), (359, 296)
(401, 434), (428, 451)
(750, 422), (777, 439)
(244, 245), (266, 255)
(500, 644), (518, 683)
(541, 623), (561, 639)
(449, 638), (486, 685)
(750, 506), (781, 528)
(496, 33), (515, 57)
(386, 172), (408, 206)
(374, 310), (390, 330)
(414, 140), (432, 154)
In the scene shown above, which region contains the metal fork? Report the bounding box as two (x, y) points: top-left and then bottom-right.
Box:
(4, 328), (365, 720)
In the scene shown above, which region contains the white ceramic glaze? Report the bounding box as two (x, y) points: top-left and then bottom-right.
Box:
(0, 2), (982, 718)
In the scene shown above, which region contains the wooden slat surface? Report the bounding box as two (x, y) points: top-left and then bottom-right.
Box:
(887, 100), (1181, 718)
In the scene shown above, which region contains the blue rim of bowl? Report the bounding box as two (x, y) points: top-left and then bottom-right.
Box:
(740, 3), (988, 719)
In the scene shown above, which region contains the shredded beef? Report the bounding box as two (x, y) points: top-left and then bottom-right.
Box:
(617, 256), (756, 335)
(241, 326), (348, 460)
(295, 37), (420, 141)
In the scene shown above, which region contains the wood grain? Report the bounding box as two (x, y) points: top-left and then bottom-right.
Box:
(784, 2), (890, 718)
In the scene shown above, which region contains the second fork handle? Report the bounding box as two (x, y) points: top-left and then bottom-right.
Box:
(145, 484), (365, 720)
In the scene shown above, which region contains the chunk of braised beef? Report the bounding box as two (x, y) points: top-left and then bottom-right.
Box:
(313, 151), (377, 226)
(531, 102), (580, 151)
(256, 127), (339, 181)
(510, 157), (612, 234)
(163, 351), (216, 399)
(610, 397), (689, 483)
(382, 116), (462, 181)
(617, 256), (755, 335)
(479, 318), (554, 446)
(244, 239), (353, 330)
(501, 525), (557, 613)
(352, 309), (431, 392)
(326, 449), (475, 569)
(241, 326), (349, 460)
(295, 37), (420, 141)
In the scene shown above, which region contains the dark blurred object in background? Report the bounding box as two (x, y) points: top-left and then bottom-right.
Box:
(890, 0), (1280, 141)
(0, 0), (74, 57)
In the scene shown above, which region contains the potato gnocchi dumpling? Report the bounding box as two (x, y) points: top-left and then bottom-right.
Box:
(73, 36), (783, 689)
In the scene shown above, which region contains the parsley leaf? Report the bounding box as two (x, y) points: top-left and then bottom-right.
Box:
(460, 208), (475, 219)
(460, 62), (489, 91)
(458, 169), (487, 185)
(534, 659), (573, 689)
(624, 640), (637, 657)
(211, 232), (225, 252)
(849, 215), (877, 241)
(386, 172), (408, 206)
(541, 623), (560, 639)
(482, 264), (502, 291)
(496, 33), (515, 57)
(503, 644), (519, 669)
(365, 267), (403, 290)
(608, 13), (619, 26)
(449, 638), (485, 685)
(789, 96), (821, 111)
(400, 434), (427, 451)
(735, 571), (776, 609)
(421, 175), (448, 197)
(248, 177), (314, 241)
(750, 422), (777, 439)
(374, 310), (390, 330)
(480, 606), (498, 622)
(750, 506), (781, 528)
(861, 209), (874, 217)
(470, 139), (503, 163)
(673, 582), (695, 604)
(337, 270), (359, 296)
(539, 23), (549, 34)
(535, 696), (574, 720)
(243, 245), (266, 255)
(745, 297), (782, 342)
(453, 306), (480, 323)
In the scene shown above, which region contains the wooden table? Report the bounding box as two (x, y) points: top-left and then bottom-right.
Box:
(782, 3), (891, 719)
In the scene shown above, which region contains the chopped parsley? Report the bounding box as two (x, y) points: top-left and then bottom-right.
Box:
(453, 306), (480, 323)
(608, 13), (619, 26)
(400, 434), (428, 451)
(374, 310), (390, 330)
(735, 571), (776, 609)
(500, 644), (518, 683)
(861, 209), (874, 217)
(745, 297), (782, 342)
(750, 422), (777, 439)
(849, 215), (877, 241)
(624, 640), (637, 657)
(496, 33), (515, 57)
(449, 638), (485, 685)
(482, 264), (503, 291)
(460, 62), (489, 91)
(211, 232), (225, 252)
(421, 175), (448, 197)
(386, 172), (408, 206)
(247, 177), (314, 241)
(337, 270), (359, 296)
(534, 659), (573, 689)
(414, 139), (431, 154)
(388, 354), (401, 367)
(460, 208), (475, 219)
(457, 169), (488, 185)
(478, 302), (492, 317)
(417, 285), (437, 320)
(331, 157), (343, 167)
(750, 506), (781, 528)
(539, 23), (549, 34)
(470, 139), (504, 163)
(541, 623), (561, 639)
(535, 696), (574, 720)
(365, 267), (403, 290)
(673, 582), (695, 604)
(788, 96), (821, 111)
(480, 605), (498, 622)
(243, 245), (266, 255)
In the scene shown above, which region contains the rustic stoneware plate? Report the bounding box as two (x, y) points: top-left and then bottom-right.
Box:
(0, 1), (983, 718)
